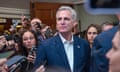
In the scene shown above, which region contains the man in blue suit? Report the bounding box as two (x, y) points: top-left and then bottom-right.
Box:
(34, 6), (91, 72)
(91, 14), (120, 72)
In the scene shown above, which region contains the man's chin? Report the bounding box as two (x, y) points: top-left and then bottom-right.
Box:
(59, 32), (65, 34)
(59, 30), (70, 33)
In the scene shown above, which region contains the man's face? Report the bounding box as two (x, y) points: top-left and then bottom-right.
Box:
(31, 19), (41, 31)
(0, 36), (6, 49)
(102, 25), (114, 31)
(56, 10), (76, 33)
(106, 31), (120, 72)
(22, 19), (29, 27)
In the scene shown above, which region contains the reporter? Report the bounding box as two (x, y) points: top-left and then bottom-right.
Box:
(0, 35), (7, 51)
(85, 24), (101, 48)
(21, 15), (30, 29)
(30, 18), (42, 33)
(2, 30), (38, 72)
(0, 35), (16, 53)
(30, 18), (45, 42)
(19, 30), (38, 72)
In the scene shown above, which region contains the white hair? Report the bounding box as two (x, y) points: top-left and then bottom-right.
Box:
(56, 6), (77, 21)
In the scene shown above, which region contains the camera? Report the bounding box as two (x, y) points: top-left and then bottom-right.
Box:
(0, 34), (20, 52)
(4, 35), (13, 41)
(34, 22), (41, 35)
(0, 35), (20, 58)
(35, 22), (41, 30)
(5, 34), (20, 43)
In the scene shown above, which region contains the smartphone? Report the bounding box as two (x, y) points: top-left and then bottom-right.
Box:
(5, 55), (26, 68)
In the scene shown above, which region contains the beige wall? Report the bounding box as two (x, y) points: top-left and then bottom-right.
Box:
(74, 4), (118, 31)
(0, 0), (80, 9)
(0, 0), (118, 30)
(0, 0), (29, 9)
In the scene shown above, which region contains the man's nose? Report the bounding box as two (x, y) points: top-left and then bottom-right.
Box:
(61, 19), (65, 25)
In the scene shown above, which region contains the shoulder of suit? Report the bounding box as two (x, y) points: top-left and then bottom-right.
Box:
(74, 35), (88, 43)
(96, 26), (117, 39)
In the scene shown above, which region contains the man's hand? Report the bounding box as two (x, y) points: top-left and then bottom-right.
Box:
(0, 58), (8, 72)
(35, 65), (45, 72)
(0, 36), (7, 50)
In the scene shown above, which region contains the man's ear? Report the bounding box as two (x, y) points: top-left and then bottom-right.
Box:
(73, 21), (78, 27)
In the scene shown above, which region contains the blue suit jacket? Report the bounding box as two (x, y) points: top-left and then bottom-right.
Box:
(35, 34), (91, 72)
(91, 26), (118, 72)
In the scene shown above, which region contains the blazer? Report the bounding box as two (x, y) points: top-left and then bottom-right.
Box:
(34, 34), (91, 72)
(90, 26), (118, 72)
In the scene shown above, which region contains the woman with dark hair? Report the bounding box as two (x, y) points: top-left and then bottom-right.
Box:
(85, 24), (101, 48)
(19, 30), (38, 72)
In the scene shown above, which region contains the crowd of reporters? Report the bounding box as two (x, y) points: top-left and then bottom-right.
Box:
(0, 15), (55, 72)
(0, 5), (120, 72)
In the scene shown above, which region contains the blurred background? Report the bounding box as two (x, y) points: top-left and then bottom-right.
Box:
(0, 0), (118, 33)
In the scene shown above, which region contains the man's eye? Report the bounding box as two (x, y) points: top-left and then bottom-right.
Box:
(64, 17), (70, 20)
(57, 18), (62, 21)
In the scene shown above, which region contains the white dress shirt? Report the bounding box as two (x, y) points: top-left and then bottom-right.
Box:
(59, 33), (74, 72)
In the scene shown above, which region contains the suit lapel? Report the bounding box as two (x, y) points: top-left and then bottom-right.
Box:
(73, 36), (81, 69)
(54, 35), (70, 68)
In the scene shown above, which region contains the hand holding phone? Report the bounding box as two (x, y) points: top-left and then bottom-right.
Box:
(5, 55), (26, 68)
